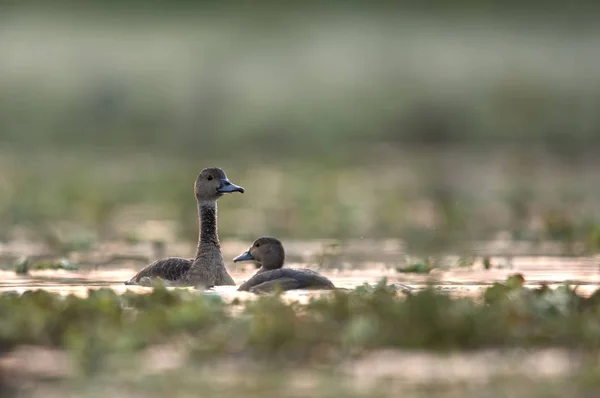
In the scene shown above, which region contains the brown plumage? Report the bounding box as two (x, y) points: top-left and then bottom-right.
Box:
(125, 167), (244, 288)
(234, 237), (335, 293)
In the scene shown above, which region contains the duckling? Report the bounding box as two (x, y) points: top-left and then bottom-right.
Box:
(234, 237), (335, 293)
(125, 167), (244, 288)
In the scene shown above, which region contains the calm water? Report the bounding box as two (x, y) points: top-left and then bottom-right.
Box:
(2, 254), (599, 300)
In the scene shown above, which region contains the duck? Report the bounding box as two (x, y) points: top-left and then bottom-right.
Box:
(234, 237), (335, 293)
(125, 167), (244, 288)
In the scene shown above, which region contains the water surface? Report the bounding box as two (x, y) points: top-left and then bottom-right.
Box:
(2, 254), (599, 300)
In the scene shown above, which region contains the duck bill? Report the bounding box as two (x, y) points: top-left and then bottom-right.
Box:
(233, 250), (254, 263)
(217, 178), (245, 194)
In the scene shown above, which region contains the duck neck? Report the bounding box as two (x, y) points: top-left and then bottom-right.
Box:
(260, 258), (285, 272)
(195, 200), (220, 259)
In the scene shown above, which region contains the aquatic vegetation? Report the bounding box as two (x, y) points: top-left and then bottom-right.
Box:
(396, 258), (436, 274)
(1, 276), (600, 376)
(13, 257), (30, 275)
(12, 257), (80, 274)
(483, 256), (492, 270)
(483, 273), (526, 305)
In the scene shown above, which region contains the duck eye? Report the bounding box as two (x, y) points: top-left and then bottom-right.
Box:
(255, 243), (260, 248)
(207, 175), (213, 181)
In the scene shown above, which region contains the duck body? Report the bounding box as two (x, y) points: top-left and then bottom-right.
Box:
(124, 257), (192, 286)
(238, 267), (334, 293)
(125, 168), (243, 288)
(234, 237), (335, 293)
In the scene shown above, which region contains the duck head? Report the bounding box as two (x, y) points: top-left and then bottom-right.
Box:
(233, 236), (285, 271)
(195, 167), (244, 201)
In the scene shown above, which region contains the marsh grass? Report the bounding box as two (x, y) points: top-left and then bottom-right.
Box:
(2, 276), (600, 372)
(2, 275), (600, 397)
(2, 148), (600, 261)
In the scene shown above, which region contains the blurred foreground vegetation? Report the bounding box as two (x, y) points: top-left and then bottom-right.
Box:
(2, 276), (600, 367)
(3, 277), (600, 396)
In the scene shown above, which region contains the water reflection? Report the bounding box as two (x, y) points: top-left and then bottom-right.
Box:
(1, 254), (599, 299)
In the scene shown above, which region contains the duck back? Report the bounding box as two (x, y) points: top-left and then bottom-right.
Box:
(125, 257), (193, 285)
(238, 268), (334, 293)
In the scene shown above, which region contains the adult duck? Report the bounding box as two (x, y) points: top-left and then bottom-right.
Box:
(125, 167), (244, 288)
(234, 237), (335, 293)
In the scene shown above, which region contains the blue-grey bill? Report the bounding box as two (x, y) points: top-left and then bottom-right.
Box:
(233, 251), (254, 262)
(218, 178), (245, 193)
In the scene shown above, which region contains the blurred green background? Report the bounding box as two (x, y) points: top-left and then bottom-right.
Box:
(3, 4), (600, 397)
(1, 2), (600, 254)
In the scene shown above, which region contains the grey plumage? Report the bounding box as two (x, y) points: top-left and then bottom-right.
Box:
(234, 237), (335, 294)
(237, 268), (334, 293)
(124, 257), (192, 285)
(124, 168), (243, 288)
